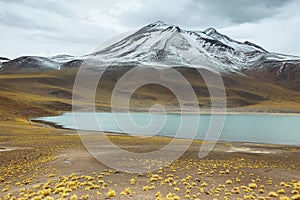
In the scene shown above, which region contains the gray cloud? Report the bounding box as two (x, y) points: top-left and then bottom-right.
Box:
(24, 0), (78, 18)
(220, 0), (300, 55)
(197, 0), (290, 23)
(110, 0), (292, 28)
(0, 0), (299, 58)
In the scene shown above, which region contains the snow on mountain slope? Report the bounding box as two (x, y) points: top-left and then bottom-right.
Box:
(203, 28), (266, 53)
(0, 57), (10, 61)
(49, 54), (82, 63)
(0, 55), (84, 72)
(0, 57), (10, 68)
(1, 21), (300, 73)
(1, 56), (61, 71)
(88, 21), (300, 72)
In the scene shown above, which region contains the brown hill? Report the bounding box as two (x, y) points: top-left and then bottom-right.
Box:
(1, 65), (300, 122)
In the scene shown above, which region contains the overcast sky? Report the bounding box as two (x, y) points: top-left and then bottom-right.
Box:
(1, 0), (300, 58)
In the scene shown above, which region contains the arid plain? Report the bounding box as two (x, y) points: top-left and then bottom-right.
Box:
(1, 67), (300, 200)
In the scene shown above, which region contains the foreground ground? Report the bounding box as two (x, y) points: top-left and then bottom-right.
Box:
(1, 120), (300, 200)
(0, 69), (300, 199)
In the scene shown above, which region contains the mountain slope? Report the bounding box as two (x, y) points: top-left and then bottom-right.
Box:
(2, 21), (300, 74)
(90, 21), (300, 72)
(1, 21), (300, 109)
(0, 55), (83, 73)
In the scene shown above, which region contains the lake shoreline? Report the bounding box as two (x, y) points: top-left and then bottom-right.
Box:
(31, 113), (300, 147)
(2, 120), (300, 199)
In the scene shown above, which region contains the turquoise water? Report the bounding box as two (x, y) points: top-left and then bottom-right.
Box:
(34, 112), (300, 145)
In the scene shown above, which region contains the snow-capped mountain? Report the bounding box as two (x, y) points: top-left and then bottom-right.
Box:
(89, 21), (300, 72)
(0, 57), (10, 61)
(1, 21), (300, 73)
(0, 55), (83, 72)
(0, 57), (10, 68)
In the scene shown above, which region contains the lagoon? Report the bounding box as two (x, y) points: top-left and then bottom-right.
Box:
(34, 112), (300, 145)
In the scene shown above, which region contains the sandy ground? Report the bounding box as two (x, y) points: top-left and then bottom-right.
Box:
(0, 121), (300, 200)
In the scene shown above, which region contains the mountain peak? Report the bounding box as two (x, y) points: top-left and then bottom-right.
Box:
(144, 21), (182, 33)
(148, 21), (168, 27)
(90, 22), (298, 72)
(2, 21), (300, 75)
(0, 57), (10, 61)
(204, 27), (218, 36)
